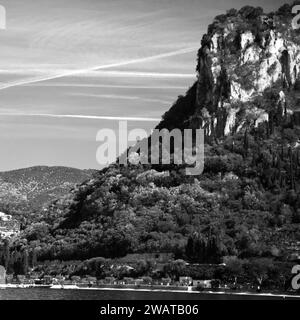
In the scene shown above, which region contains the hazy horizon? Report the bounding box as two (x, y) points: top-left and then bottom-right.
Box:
(0, 0), (287, 171)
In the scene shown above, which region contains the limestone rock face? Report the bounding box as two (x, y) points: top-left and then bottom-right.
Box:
(194, 6), (300, 138)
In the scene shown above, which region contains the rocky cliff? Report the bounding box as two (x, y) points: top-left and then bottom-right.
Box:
(192, 4), (300, 139)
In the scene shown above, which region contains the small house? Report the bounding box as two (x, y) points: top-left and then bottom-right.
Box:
(179, 276), (193, 286)
(193, 280), (212, 289)
(123, 277), (135, 285)
(161, 277), (172, 286)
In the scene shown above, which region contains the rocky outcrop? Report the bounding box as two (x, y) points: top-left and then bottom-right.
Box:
(193, 5), (300, 138)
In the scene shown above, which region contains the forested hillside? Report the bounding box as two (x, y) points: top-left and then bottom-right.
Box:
(0, 166), (95, 222)
(1, 3), (300, 288)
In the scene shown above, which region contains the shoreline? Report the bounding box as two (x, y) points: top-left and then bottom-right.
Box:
(1, 284), (300, 299)
(80, 287), (300, 298)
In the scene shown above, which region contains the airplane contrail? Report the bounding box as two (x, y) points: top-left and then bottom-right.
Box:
(0, 113), (161, 122)
(81, 70), (195, 78)
(1, 70), (195, 79)
(0, 46), (198, 91)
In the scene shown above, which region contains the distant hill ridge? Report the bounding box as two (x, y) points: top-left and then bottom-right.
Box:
(0, 166), (95, 211)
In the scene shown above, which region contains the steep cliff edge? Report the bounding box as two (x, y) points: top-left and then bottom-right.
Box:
(191, 4), (300, 139)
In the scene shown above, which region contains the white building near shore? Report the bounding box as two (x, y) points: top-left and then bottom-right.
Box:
(0, 212), (20, 239)
(0, 212), (12, 221)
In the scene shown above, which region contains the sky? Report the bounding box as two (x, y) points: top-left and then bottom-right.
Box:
(0, 0), (287, 171)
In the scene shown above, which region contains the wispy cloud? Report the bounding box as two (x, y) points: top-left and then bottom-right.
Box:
(71, 93), (171, 105)
(0, 113), (161, 122)
(20, 83), (188, 90)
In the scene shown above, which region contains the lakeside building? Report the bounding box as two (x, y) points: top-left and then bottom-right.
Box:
(0, 265), (6, 284)
(160, 278), (172, 286)
(0, 212), (12, 221)
(179, 276), (193, 286)
(122, 277), (136, 285)
(0, 212), (20, 238)
(193, 280), (212, 289)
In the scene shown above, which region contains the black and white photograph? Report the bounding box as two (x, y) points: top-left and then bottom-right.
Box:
(0, 0), (300, 313)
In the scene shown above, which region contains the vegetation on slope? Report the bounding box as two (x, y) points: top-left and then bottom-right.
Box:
(1, 3), (300, 290)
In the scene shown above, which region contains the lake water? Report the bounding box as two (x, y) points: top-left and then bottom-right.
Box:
(0, 288), (298, 300)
